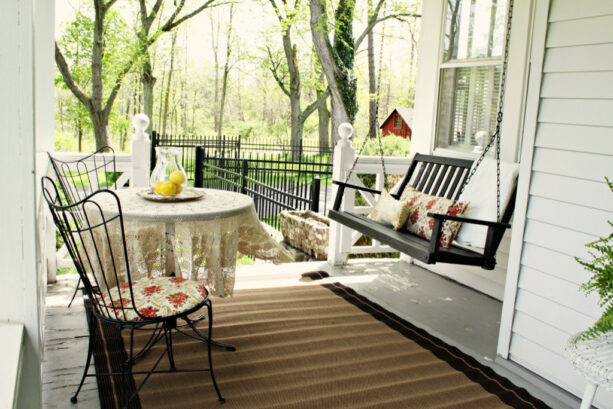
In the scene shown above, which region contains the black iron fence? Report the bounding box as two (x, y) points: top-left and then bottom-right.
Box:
(150, 132), (334, 230)
(150, 131), (333, 176)
(193, 147), (325, 230)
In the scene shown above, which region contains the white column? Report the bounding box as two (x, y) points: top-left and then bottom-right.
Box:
(0, 0), (44, 407)
(130, 114), (152, 187)
(328, 123), (356, 265)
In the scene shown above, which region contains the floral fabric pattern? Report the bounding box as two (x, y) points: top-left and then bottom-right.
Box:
(98, 276), (209, 321)
(440, 201), (470, 247)
(400, 186), (469, 248)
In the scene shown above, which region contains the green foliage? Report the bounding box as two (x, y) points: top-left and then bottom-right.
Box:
(358, 135), (411, 157)
(576, 177), (613, 341)
(57, 8), (136, 99)
(333, 0), (358, 121)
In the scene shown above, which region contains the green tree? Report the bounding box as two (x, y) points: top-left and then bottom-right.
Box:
(55, 0), (220, 150)
(265, 0), (329, 153)
(309, 0), (420, 143)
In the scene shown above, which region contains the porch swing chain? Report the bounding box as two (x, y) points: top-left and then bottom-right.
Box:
(343, 7), (387, 187)
(457, 0), (514, 222)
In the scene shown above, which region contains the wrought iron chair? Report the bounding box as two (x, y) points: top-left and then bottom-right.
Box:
(41, 177), (225, 407)
(48, 146), (118, 306)
(48, 146), (118, 203)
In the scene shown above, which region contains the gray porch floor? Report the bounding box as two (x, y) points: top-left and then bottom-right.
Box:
(43, 259), (577, 409)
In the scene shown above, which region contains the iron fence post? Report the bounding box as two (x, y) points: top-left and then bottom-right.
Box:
(241, 160), (248, 195)
(310, 177), (321, 213)
(150, 130), (158, 172)
(194, 145), (204, 188)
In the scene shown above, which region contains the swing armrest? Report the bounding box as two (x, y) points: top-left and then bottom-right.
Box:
(332, 181), (382, 211)
(332, 180), (382, 195)
(427, 212), (511, 268)
(427, 212), (511, 229)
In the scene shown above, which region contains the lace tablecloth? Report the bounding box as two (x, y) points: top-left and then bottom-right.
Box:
(90, 188), (292, 296)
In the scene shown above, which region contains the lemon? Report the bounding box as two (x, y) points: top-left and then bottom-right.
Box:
(153, 181), (165, 195)
(175, 184), (183, 194)
(157, 181), (177, 197)
(169, 170), (186, 185)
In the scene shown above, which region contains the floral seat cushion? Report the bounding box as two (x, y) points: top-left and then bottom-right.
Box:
(99, 276), (209, 321)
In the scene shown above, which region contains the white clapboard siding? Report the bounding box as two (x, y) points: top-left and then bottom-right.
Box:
(527, 196), (612, 238)
(548, 0), (613, 22)
(520, 243), (590, 286)
(535, 123), (613, 155)
(540, 72), (613, 99)
(538, 99), (613, 127)
(532, 148), (613, 182)
(544, 44), (613, 73)
(529, 172), (613, 211)
(508, 0), (613, 406)
(546, 15), (613, 47)
(518, 267), (601, 318)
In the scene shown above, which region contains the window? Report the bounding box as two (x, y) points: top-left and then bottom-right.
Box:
(435, 0), (508, 151)
(395, 116), (402, 127)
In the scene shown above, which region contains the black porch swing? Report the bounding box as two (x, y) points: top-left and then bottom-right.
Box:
(328, 1), (517, 271)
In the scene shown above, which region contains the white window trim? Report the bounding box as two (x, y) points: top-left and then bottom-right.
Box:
(435, 1), (508, 155)
(412, 0), (534, 163)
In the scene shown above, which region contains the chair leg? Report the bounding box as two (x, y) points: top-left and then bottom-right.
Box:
(164, 324), (177, 370)
(68, 276), (82, 308)
(206, 300), (225, 403)
(71, 304), (96, 403)
(185, 303), (225, 403)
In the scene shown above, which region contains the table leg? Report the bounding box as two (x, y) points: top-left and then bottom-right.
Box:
(580, 381), (597, 409)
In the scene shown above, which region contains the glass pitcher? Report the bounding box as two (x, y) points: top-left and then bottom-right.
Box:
(150, 147), (187, 197)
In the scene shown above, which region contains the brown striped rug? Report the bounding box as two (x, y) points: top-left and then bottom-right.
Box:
(93, 283), (550, 409)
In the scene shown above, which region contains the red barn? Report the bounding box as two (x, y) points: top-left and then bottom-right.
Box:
(379, 107), (413, 139)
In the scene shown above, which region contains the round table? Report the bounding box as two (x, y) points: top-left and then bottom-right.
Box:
(89, 188), (292, 296)
(566, 333), (613, 409)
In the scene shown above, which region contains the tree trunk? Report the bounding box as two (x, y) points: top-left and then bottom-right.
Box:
(310, 0), (350, 145)
(162, 32), (178, 136)
(317, 91), (330, 151)
(77, 118), (83, 152)
(142, 56), (156, 132)
(367, 5), (377, 139)
(217, 2), (235, 138)
(210, 9), (221, 133)
(90, 0), (111, 148)
(157, 67), (166, 131)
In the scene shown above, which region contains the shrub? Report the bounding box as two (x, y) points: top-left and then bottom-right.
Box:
(358, 134), (411, 157)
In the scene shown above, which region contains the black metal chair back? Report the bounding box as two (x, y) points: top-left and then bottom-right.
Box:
(48, 146), (117, 205)
(42, 176), (136, 322)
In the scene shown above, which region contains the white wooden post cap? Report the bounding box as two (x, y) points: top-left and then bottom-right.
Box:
(132, 114), (150, 141)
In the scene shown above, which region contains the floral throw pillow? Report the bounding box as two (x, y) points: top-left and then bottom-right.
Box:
(440, 201), (470, 247)
(400, 185), (469, 248)
(368, 191), (412, 231)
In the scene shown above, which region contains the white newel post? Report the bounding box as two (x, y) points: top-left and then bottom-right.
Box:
(328, 123), (356, 265)
(130, 114), (151, 187)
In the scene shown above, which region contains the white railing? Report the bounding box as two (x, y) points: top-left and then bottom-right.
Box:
(328, 124), (413, 264)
